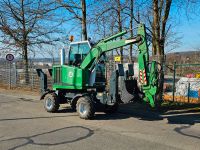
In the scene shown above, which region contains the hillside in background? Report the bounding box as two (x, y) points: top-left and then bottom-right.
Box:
(165, 51), (200, 65)
(0, 51), (199, 65)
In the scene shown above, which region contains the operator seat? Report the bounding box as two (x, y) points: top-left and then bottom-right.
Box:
(72, 54), (82, 66)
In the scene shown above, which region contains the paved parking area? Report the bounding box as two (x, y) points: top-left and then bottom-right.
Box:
(0, 89), (200, 150)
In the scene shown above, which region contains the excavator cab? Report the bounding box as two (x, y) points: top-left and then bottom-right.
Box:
(68, 41), (91, 66)
(68, 40), (106, 86)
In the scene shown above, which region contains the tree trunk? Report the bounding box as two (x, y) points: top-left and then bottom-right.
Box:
(153, 0), (160, 56)
(129, 0), (134, 63)
(117, 0), (123, 63)
(152, 0), (172, 106)
(81, 0), (87, 40)
(21, 0), (29, 84)
(152, 0), (163, 106)
(23, 43), (29, 84)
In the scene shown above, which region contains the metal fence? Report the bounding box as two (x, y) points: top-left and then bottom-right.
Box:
(1, 59), (200, 104)
(163, 62), (200, 104)
(0, 60), (53, 91)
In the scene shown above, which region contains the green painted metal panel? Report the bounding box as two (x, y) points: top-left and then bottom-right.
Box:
(52, 65), (90, 90)
(137, 24), (158, 107)
(62, 65), (83, 86)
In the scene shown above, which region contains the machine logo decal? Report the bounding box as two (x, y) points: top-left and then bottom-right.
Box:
(69, 71), (73, 78)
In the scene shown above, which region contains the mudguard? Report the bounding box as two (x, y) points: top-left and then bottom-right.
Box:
(71, 93), (90, 104)
(40, 90), (55, 100)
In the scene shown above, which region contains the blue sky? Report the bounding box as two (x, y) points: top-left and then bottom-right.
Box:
(176, 17), (200, 51)
(165, 1), (200, 52)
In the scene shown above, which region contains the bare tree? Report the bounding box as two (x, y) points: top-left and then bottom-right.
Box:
(149, 0), (200, 103)
(91, 0), (129, 62)
(149, 0), (172, 103)
(90, 1), (116, 39)
(57, 0), (88, 40)
(123, 0), (139, 62)
(129, 0), (134, 63)
(0, 0), (63, 83)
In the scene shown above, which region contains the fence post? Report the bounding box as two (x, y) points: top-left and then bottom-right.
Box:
(31, 73), (34, 90)
(172, 61), (176, 102)
(188, 82), (190, 103)
(9, 62), (11, 89)
(13, 62), (17, 86)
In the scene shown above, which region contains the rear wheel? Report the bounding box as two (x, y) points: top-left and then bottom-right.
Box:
(76, 96), (95, 119)
(44, 93), (60, 113)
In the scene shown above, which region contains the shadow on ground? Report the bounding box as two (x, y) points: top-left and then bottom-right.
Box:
(174, 125), (200, 139)
(0, 126), (94, 150)
(92, 102), (200, 126)
(0, 114), (77, 122)
(94, 102), (200, 139)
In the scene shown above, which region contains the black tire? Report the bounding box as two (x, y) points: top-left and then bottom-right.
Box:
(104, 103), (119, 114)
(70, 103), (76, 111)
(76, 96), (95, 119)
(44, 93), (60, 113)
(70, 97), (79, 111)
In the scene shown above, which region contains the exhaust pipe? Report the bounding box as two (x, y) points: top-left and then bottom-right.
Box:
(60, 48), (65, 65)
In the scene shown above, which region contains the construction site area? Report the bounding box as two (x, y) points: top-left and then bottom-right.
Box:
(0, 0), (200, 150)
(0, 45), (200, 150)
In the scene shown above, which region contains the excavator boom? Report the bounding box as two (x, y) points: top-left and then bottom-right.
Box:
(80, 36), (141, 70)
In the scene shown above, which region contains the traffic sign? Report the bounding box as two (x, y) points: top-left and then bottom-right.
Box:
(6, 53), (14, 61)
(114, 56), (121, 62)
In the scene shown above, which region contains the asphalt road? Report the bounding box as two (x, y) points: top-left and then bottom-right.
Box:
(0, 90), (200, 150)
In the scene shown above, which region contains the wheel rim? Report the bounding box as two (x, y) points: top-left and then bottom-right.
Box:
(79, 103), (87, 115)
(46, 98), (53, 109)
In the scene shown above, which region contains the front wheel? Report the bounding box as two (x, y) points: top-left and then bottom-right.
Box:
(76, 96), (95, 119)
(44, 93), (60, 113)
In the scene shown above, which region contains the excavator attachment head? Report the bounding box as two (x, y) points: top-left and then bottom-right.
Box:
(116, 64), (141, 103)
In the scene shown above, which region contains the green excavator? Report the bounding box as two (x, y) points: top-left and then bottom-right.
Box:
(37, 24), (160, 119)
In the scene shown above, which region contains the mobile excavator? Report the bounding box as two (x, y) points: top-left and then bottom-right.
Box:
(37, 24), (160, 119)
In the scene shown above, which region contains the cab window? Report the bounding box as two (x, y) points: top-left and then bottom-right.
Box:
(69, 42), (90, 65)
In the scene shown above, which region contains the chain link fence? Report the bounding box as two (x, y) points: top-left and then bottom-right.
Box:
(163, 63), (200, 104)
(1, 58), (200, 104)
(0, 60), (54, 91)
